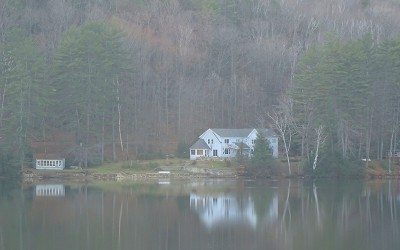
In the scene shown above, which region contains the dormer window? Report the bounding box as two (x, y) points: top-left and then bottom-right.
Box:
(224, 139), (229, 143)
(208, 139), (211, 144)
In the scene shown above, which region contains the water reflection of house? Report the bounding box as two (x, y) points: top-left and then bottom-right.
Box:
(190, 193), (279, 229)
(268, 195), (278, 220)
(190, 194), (255, 228)
(35, 184), (65, 197)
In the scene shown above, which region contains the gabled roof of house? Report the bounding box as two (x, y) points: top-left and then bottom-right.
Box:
(210, 128), (278, 138)
(190, 139), (211, 150)
(211, 129), (254, 137)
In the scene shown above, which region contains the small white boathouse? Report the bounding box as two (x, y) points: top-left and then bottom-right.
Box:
(35, 153), (65, 170)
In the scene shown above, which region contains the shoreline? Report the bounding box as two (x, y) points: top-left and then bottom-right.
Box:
(20, 168), (400, 184)
(21, 168), (241, 183)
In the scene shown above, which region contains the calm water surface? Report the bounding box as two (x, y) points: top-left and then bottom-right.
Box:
(0, 179), (399, 250)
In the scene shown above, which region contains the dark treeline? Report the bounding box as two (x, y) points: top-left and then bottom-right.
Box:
(0, 0), (400, 170)
(291, 36), (400, 175)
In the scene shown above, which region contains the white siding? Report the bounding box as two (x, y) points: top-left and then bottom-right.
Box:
(268, 137), (279, 158)
(36, 159), (65, 170)
(219, 137), (243, 158)
(199, 129), (223, 158)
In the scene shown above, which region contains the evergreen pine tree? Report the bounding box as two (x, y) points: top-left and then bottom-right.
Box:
(251, 132), (273, 169)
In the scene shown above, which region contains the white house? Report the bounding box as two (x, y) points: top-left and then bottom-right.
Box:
(189, 128), (278, 160)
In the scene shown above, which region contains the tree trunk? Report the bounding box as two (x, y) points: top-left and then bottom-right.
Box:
(312, 125), (324, 171)
(282, 135), (292, 175)
(389, 127), (394, 174)
(125, 130), (129, 161)
(365, 112), (373, 168)
(75, 108), (80, 144)
(112, 113), (116, 162)
(101, 112), (105, 164)
(115, 79), (124, 153)
(0, 84), (6, 128)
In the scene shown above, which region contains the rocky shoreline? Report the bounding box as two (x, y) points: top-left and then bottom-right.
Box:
(22, 168), (240, 183)
(21, 166), (400, 184)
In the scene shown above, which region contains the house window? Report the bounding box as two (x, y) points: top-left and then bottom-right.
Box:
(211, 139), (213, 144)
(208, 139), (210, 144)
(191, 150), (195, 155)
(197, 149), (203, 155)
(252, 140), (255, 144)
(224, 139), (229, 143)
(224, 148), (230, 155)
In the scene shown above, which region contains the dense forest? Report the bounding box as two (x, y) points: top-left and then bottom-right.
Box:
(0, 0), (400, 172)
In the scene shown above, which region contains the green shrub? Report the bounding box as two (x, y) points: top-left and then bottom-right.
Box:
(137, 151), (165, 160)
(235, 142), (249, 166)
(303, 149), (364, 177)
(250, 132), (274, 169)
(245, 159), (282, 178)
(243, 133), (280, 177)
(176, 141), (189, 159)
(122, 162), (141, 170)
(147, 162), (159, 169)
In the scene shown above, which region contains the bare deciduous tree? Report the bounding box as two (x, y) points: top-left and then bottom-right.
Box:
(268, 97), (294, 175)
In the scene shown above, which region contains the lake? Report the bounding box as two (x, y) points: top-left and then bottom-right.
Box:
(0, 179), (399, 250)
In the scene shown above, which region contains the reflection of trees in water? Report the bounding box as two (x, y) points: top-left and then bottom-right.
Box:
(0, 180), (19, 200)
(252, 186), (276, 220)
(0, 181), (400, 249)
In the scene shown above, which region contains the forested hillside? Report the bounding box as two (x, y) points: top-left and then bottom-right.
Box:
(1, 0), (400, 169)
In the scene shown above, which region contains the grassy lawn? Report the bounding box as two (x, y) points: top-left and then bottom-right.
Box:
(87, 158), (189, 174)
(86, 158), (234, 174)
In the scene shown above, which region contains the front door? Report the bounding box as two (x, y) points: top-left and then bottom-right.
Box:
(213, 150), (218, 157)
